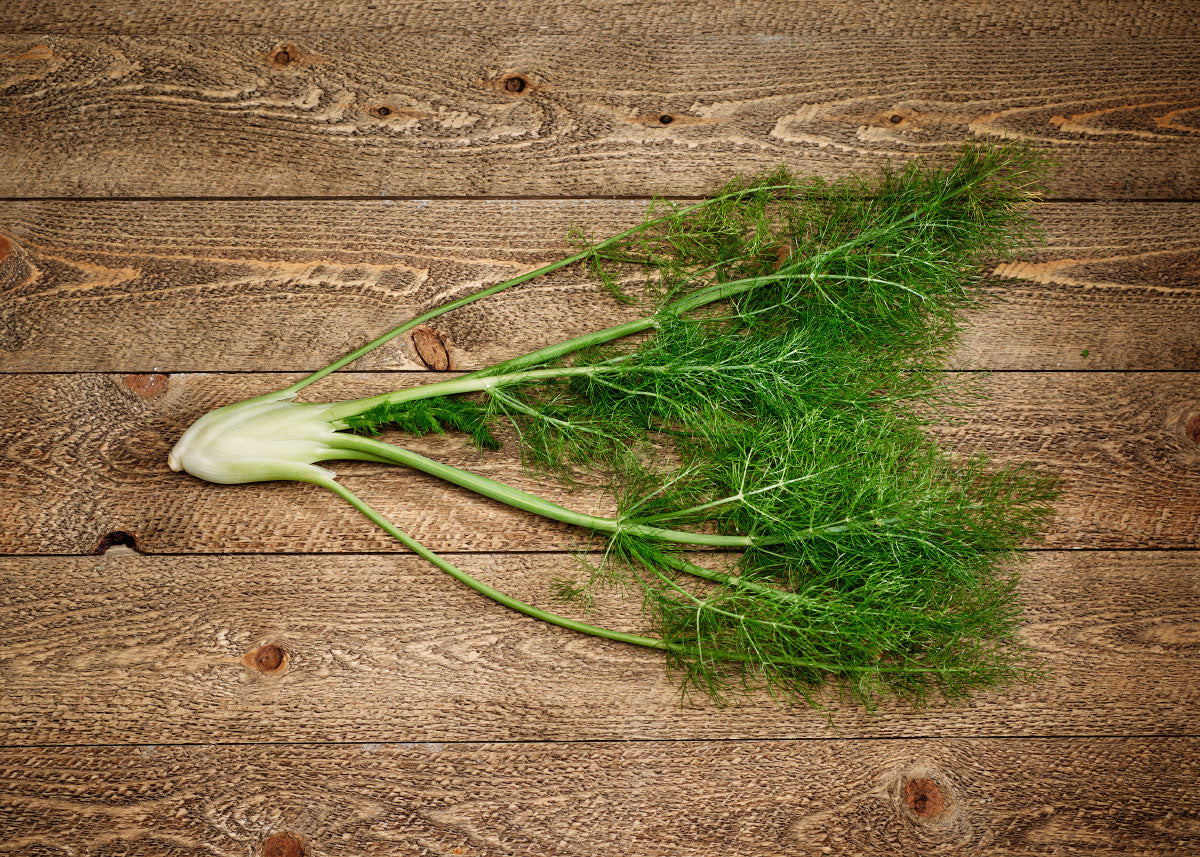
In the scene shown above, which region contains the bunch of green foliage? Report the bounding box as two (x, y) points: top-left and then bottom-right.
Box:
(170, 142), (1056, 710)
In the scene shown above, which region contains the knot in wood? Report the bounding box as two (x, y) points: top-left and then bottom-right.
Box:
(248, 644), (287, 673)
(124, 373), (169, 398)
(1186, 413), (1200, 446)
(503, 75), (527, 93)
(889, 113), (905, 125)
(904, 777), (946, 819)
(659, 114), (674, 125)
(274, 48), (292, 66)
(262, 833), (304, 857)
(412, 326), (451, 370)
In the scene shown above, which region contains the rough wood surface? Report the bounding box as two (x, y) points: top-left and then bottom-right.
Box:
(3, 3), (1198, 851)
(2, 35), (1198, 199)
(6, 0), (1198, 37)
(2, 738), (1196, 855)
(1, 371), (1196, 555)
(0, 551), (1195, 744)
(3, 200), (1198, 373)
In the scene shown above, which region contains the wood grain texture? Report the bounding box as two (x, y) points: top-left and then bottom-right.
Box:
(1, 371), (1197, 555)
(0, 550), (1195, 744)
(2, 738), (1196, 855)
(6, 0), (1199, 37)
(1, 35), (1198, 199)
(3, 200), (1198, 372)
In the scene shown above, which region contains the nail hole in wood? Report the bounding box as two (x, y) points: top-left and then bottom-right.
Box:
(262, 833), (304, 857)
(1186, 413), (1200, 445)
(503, 75), (527, 94)
(93, 531), (140, 555)
(889, 113), (904, 124)
(904, 777), (945, 819)
(246, 644), (288, 674)
(659, 114), (674, 125)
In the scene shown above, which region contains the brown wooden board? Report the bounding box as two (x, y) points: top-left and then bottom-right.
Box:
(3, 200), (1198, 373)
(2, 738), (1196, 855)
(1, 371), (1196, 555)
(5, 0), (1198, 37)
(2, 2), (1197, 851)
(0, 550), (1195, 744)
(1, 34), (1197, 199)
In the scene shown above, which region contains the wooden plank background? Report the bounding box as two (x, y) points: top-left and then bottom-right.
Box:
(1, 2), (1198, 855)
(2, 33), (1198, 199)
(3, 201), (1199, 372)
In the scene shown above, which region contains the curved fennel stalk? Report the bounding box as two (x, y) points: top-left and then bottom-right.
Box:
(319, 477), (986, 678)
(319, 479), (668, 651)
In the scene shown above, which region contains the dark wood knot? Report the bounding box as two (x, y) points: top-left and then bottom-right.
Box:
(659, 114), (674, 125)
(503, 75), (528, 94)
(264, 43), (319, 69)
(374, 105), (392, 118)
(889, 113), (904, 125)
(262, 833), (304, 857)
(1186, 413), (1200, 446)
(246, 644), (288, 674)
(904, 777), (945, 819)
(412, 326), (451, 371)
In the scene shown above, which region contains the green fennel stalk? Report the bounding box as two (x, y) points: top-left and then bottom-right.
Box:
(169, 142), (1057, 709)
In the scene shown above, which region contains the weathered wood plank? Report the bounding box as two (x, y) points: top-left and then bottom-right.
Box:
(2, 739), (1196, 855)
(1, 35), (1197, 199)
(0, 372), (1196, 554)
(0, 551), (1195, 744)
(3, 200), (1198, 372)
(5, 0), (1197, 37)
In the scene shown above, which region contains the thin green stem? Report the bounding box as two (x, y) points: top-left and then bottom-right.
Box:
(325, 267), (808, 418)
(462, 316), (658, 380)
(282, 253), (592, 395)
(320, 478), (667, 650)
(326, 357), (758, 425)
(654, 551), (813, 603)
(324, 366), (604, 423)
(331, 433), (757, 547)
(285, 184), (805, 395)
(474, 265), (804, 378)
(324, 478), (936, 681)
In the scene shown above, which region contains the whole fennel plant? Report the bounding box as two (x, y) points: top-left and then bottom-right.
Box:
(170, 143), (1057, 709)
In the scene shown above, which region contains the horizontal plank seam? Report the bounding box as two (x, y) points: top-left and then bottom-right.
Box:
(1, 734), (1196, 751)
(5, 548), (1195, 559)
(4, 195), (1200, 204)
(4, 369), (1198, 377)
